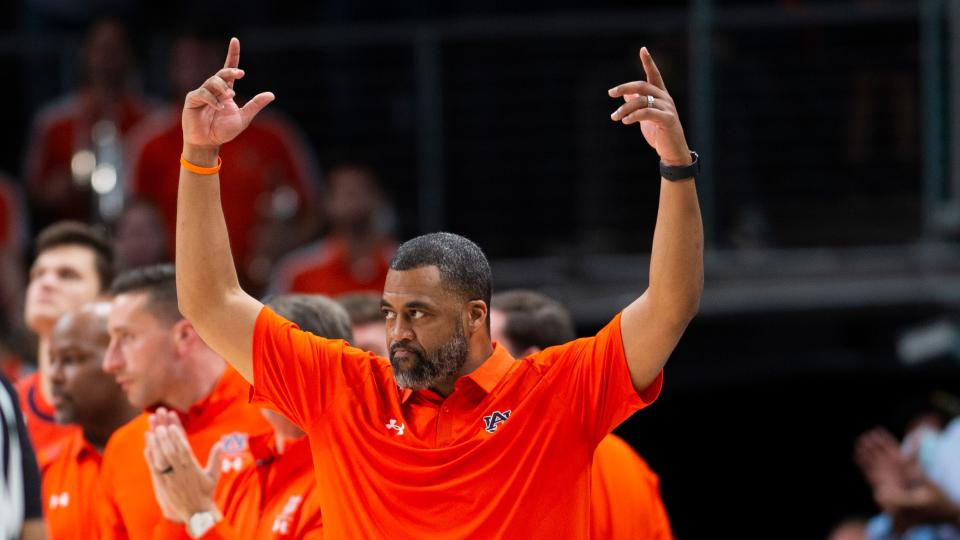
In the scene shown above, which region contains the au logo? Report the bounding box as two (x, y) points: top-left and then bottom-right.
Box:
(220, 432), (250, 473)
(482, 410), (511, 433)
(220, 432), (249, 454)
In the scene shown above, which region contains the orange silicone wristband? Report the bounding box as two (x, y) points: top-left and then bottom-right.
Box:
(180, 154), (222, 175)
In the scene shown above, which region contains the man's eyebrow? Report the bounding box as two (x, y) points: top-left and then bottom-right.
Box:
(402, 301), (435, 311)
(381, 299), (436, 311)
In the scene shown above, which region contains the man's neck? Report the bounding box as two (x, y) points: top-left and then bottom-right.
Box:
(162, 354), (227, 412)
(433, 340), (495, 398)
(84, 403), (138, 453)
(36, 336), (53, 404)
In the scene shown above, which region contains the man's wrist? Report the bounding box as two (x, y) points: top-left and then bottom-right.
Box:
(182, 145), (220, 168)
(186, 507), (223, 538)
(660, 146), (693, 167)
(659, 150), (700, 181)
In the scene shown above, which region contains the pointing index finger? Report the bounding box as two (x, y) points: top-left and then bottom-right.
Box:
(224, 38), (240, 88)
(224, 37), (240, 69)
(640, 47), (666, 91)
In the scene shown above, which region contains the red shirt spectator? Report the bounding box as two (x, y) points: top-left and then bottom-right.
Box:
(25, 19), (152, 226)
(270, 235), (394, 296)
(124, 108), (317, 277)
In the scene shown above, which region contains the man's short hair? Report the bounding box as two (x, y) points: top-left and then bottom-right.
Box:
(389, 232), (492, 307)
(35, 221), (113, 290)
(491, 290), (576, 351)
(338, 292), (384, 326)
(264, 294), (353, 341)
(108, 264), (181, 324)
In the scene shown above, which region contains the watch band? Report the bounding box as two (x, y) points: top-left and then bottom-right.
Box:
(187, 510), (221, 538)
(659, 151), (700, 181)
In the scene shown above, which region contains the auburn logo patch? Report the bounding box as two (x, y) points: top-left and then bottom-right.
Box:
(482, 410), (511, 433)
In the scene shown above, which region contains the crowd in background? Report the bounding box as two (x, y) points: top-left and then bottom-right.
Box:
(0, 19), (399, 379)
(0, 10), (958, 540)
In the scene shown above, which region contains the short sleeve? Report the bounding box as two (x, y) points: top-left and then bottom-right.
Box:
(250, 306), (376, 429)
(547, 312), (662, 447)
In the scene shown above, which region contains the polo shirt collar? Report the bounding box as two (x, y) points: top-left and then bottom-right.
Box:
(67, 430), (102, 463)
(465, 342), (515, 393)
(399, 342), (516, 403)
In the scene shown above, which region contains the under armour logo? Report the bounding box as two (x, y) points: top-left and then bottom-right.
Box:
(49, 492), (70, 509)
(271, 495), (303, 536)
(482, 410), (512, 433)
(385, 418), (405, 436)
(221, 456), (244, 472)
(281, 495), (303, 516)
(272, 519), (290, 535)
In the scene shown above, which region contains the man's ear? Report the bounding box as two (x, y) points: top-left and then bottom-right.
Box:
(466, 300), (488, 334)
(170, 318), (199, 357)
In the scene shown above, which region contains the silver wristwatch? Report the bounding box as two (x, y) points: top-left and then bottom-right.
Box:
(187, 510), (221, 538)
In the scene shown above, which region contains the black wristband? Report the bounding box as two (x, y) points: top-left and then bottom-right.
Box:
(659, 151), (700, 181)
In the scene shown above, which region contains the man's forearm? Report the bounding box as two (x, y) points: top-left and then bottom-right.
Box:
(646, 177), (703, 322)
(176, 145), (241, 319)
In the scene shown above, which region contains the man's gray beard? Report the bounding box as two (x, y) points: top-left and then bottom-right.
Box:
(391, 324), (469, 390)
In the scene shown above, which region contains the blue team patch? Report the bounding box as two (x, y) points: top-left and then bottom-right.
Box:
(220, 432), (249, 455)
(482, 410), (511, 433)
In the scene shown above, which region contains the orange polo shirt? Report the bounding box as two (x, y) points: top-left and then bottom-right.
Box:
(154, 433), (322, 540)
(252, 306), (662, 539)
(592, 434), (674, 539)
(269, 236), (395, 296)
(16, 372), (81, 469)
(41, 429), (104, 539)
(98, 367), (273, 540)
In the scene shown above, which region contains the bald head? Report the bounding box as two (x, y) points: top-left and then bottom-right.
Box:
(52, 301), (111, 344)
(49, 300), (131, 430)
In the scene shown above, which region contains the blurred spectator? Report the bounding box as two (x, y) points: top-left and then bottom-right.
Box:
(18, 221), (113, 470)
(145, 294), (349, 538)
(855, 422), (960, 539)
(270, 161), (394, 296)
(338, 292), (387, 356)
(97, 264), (272, 537)
(0, 174), (28, 379)
(124, 32), (318, 293)
(0, 374), (45, 540)
(42, 300), (138, 539)
(112, 199), (170, 273)
(827, 517), (868, 540)
(25, 18), (152, 228)
(490, 289), (674, 540)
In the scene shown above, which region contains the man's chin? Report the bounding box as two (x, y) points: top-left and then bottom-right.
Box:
(24, 311), (58, 335)
(393, 370), (433, 391)
(53, 410), (74, 425)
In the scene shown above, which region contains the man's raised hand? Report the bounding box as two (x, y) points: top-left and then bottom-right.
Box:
(182, 38), (275, 152)
(608, 47), (691, 167)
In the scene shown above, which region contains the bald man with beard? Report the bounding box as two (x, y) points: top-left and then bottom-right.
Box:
(43, 301), (138, 539)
